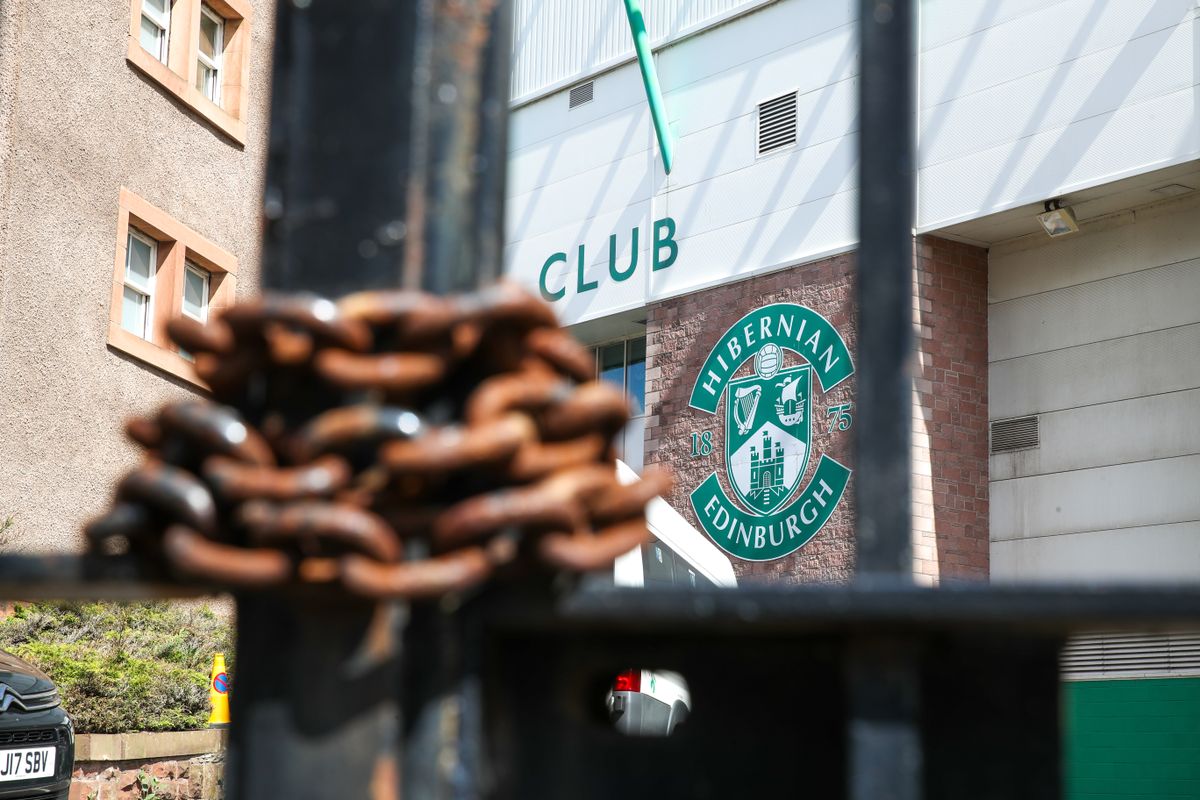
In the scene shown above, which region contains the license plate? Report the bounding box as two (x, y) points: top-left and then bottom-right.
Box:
(0, 747), (54, 782)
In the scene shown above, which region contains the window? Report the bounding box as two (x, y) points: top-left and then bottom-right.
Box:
(125, 0), (252, 144)
(122, 231), (157, 339)
(641, 537), (715, 589)
(196, 6), (223, 104)
(590, 336), (648, 470)
(182, 263), (210, 323)
(109, 188), (238, 388)
(139, 0), (171, 63)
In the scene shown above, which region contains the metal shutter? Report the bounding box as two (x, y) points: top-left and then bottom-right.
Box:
(1062, 631), (1200, 679)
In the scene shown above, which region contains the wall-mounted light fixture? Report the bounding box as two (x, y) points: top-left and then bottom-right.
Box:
(1037, 199), (1079, 237)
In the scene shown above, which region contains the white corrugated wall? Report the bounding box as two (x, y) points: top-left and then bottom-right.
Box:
(989, 193), (1200, 583)
(510, 0), (778, 103)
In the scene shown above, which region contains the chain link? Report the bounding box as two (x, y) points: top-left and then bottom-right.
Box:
(87, 283), (670, 599)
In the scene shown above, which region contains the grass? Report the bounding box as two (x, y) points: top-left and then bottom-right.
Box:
(0, 601), (233, 733)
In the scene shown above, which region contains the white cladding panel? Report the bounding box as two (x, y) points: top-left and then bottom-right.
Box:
(990, 322), (1200, 420)
(989, 199), (1200, 582)
(990, 388), (1200, 483)
(506, 0), (1199, 325)
(989, 256), (1200, 362)
(992, 523), (1200, 584)
(991, 455), (1200, 541)
(505, 0), (859, 324)
(917, 0), (1199, 229)
(510, 0), (778, 103)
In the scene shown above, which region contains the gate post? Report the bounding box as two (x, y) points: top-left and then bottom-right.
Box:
(851, 1), (921, 798)
(227, 2), (511, 797)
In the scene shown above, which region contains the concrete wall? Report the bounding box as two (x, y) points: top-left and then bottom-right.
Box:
(989, 193), (1200, 582)
(0, 0), (275, 550)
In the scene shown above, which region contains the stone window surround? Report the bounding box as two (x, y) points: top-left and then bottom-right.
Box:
(109, 187), (238, 389)
(125, 0), (253, 145)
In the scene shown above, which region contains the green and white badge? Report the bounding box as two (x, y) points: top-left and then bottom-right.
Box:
(688, 304), (854, 561)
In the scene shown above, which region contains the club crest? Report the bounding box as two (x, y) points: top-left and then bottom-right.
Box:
(687, 303), (855, 561)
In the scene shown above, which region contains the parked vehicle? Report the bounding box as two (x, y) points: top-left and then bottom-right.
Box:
(0, 651), (74, 800)
(606, 462), (737, 736)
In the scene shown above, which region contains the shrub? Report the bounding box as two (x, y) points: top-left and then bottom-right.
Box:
(0, 601), (233, 733)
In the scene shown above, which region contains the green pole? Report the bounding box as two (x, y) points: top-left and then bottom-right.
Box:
(622, 0), (674, 174)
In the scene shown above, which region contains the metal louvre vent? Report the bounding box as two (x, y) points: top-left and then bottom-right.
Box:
(1062, 632), (1200, 679)
(757, 91), (797, 155)
(990, 416), (1039, 453)
(568, 82), (593, 109)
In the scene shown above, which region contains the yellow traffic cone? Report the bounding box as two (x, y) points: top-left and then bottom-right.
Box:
(208, 653), (231, 728)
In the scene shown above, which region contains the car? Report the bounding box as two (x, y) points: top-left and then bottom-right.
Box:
(0, 650), (74, 800)
(605, 461), (738, 737)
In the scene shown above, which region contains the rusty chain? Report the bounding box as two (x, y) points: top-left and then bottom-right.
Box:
(86, 283), (670, 599)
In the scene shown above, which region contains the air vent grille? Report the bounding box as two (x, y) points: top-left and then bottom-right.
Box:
(1063, 632), (1200, 680)
(990, 416), (1039, 453)
(568, 82), (594, 109)
(757, 91), (797, 155)
(0, 729), (61, 746)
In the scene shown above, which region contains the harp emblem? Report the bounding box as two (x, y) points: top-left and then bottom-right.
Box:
(732, 385), (762, 436)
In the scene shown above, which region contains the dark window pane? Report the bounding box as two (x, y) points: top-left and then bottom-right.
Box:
(626, 337), (646, 415)
(682, 566), (714, 588)
(641, 537), (674, 587)
(599, 342), (625, 392)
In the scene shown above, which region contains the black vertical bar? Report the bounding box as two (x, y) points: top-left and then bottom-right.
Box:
(228, 594), (402, 800)
(230, 1), (509, 797)
(259, 0), (422, 297)
(847, 639), (922, 800)
(259, 0), (508, 298)
(399, 5), (513, 796)
(851, 2), (921, 798)
(855, 0), (915, 578)
(416, 0), (512, 295)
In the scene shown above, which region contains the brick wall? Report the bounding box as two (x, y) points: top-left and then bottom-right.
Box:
(644, 236), (989, 585)
(912, 236), (989, 583)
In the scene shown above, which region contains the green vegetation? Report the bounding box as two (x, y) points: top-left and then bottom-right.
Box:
(0, 601), (233, 733)
(138, 769), (166, 800)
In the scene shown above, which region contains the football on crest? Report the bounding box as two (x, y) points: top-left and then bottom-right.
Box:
(754, 343), (782, 379)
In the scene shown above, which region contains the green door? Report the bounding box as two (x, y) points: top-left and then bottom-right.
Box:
(1065, 677), (1200, 799)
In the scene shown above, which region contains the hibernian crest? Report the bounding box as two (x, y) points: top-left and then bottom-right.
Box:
(687, 304), (854, 562)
